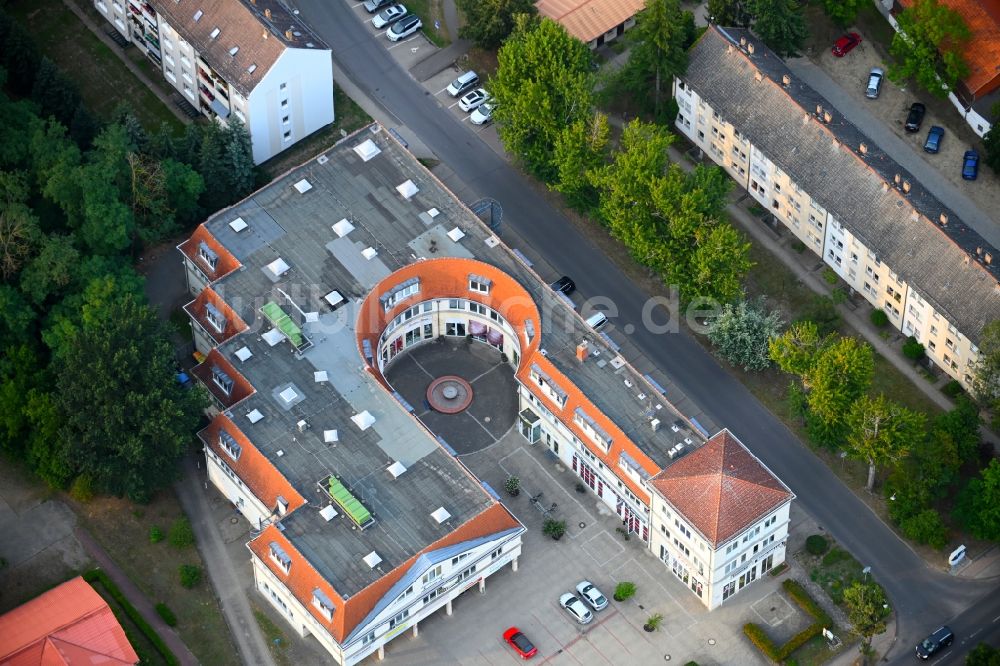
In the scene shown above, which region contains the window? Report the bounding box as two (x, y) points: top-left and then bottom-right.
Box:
(725, 540), (739, 555)
(219, 431), (241, 460)
(312, 589), (334, 621)
(672, 537), (690, 557)
(422, 588), (441, 604)
(282, 115), (290, 124)
(388, 609), (409, 630)
(774, 183), (781, 193)
(204, 302), (227, 333)
(211, 365), (234, 395)
(451, 553), (470, 566)
(269, 542), (291, 574)
(673, 519), (691, 539)
(381, 279), (420, 311)
(362, 631), (376, 646)
(929, 340), (937, 351)
(197, 241), (219, 270)
(280, 82), (287, 90)
(281, 100), (288, 108)
(468, 276), (491, 293)
(764, 515), (777, 528)
(467, 302), (486, 316)
(422, 564), (442, 585)
(490, 546), (503, 560)
(456, 564), (477, 582)
(283, 130), (291, 140)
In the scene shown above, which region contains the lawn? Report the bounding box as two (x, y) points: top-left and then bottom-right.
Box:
(252, 603), (292, 666)
(8, 0), (185, 134)
(70, 490), (240, 666)
(407, 0), (450, 47)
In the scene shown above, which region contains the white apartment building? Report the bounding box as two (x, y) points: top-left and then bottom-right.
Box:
(95, 0), (334, 164)
(674, 26), (1000, 390)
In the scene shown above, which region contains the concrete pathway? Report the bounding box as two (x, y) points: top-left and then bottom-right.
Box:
(74, 527), (199, 666)
(441, 0), (460, 45)
(409, 39), (472, 82)
(174, 456), (278, 666)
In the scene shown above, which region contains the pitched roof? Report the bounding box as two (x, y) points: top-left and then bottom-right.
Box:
(178, 224), (242, 283)
(535, 0), (645, 42)
(649, 430), (792, 547)
(183, 286), (248, 345)
(682, 26), (1000, 344)
(897, 0), (1000, 97)
(153, 0), (327, 97)
(0, 577), (139, 666)
(191, 348), (256, 408)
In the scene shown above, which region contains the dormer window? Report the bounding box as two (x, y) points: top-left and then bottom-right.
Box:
(193, 9), (203, 20)
(379, 278), (420, 312)
(211, 365), (234, 395)
(229, 46), (239, 56)
(269, 542), (291, 574)
(210, 27), (220, 39)
(468, 274), (492, 294)
(204, 302), (227, 333)
(197, 241), (219, 270)
(529, 363), (567, 409)
(219, 430), (241, 460)
(276, 495), (289, 516)
(573, 407), (613, 451)
(312, 589), (334, 621)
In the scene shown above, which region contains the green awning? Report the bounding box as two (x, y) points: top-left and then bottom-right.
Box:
(326, 476), (373, 528)
(262, 301), (305, 349)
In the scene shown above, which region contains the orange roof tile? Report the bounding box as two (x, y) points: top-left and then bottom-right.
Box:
(178, 224), (242, 283)
(535, 0), (645, 42)
(183, 287), (248, 345)
(649, 430), (793, 547)
(191, 348), (256, 408)
(247, 503), (521, 643)
(199, 414), (305, 513)
(0, 577), (139, 666)
(898, 0), (1000, 96)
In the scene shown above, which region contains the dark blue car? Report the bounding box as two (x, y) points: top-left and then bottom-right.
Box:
(923, 126), (944, 153)
(962, 150), (979, 180)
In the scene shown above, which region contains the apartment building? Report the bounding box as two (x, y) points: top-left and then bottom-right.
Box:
(95, 0), (334, 164)
(674, 26), (1000, 390)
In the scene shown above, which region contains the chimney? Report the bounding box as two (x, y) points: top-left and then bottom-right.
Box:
(910, 209), (919, 222)
(650, 418), (661, 432)
(977, 247), (984, 256)
(881, 182), (889, 193)
(815, 104), (823, 116)
(262, 30), (268, 38)
(747, 43), (755, 54)
(249, 0), (255, 4)
(939, 213), (948, 226)
(894, 174), (901, 186)
(823, 110), (832, 124)
(902, 181), (911, 193)
(754, 69), (763, 82)
(576, 340), (589, 362)
(264, 7), (271, 18)
(859, 143), (868, 155)
(802, 112), (810, 125)
(285, 28), (293, 39)
(740, 36), (746, 47)
(987, 253), (993, 265)
(782, 74), (790, 86)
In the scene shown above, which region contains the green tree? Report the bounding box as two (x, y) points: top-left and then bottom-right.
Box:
(708, 298), (784, 371)
(30, 58), (81, 128)
(18, 234), (79, 305)
(551, 112), (609, 211)
(933, 395), (981, 464)
(222, 119), (255, 202)
(68, 104), (100, 150)
(972, 320), (1000, 418)
(899, 508), (948, 549)
(619, 0), (692, 119)
(48, 284), (207, 502)
(822, 0), (863, 27)
(769, 320), (827, 378)
(747, 0), (808, 57)
(707, 0), (750, 26)
(845, 394), (924, 491)
(965, 642), (1000, 666)
(954, 458), (1000, 542)
(888, 0), (970, 97)
(843, 581), (890, 654)
(198, 120), (230, 211)
(456, 0), (537, 49)
(985, 104), (1000, 174)
(492, 16), (595, 181)
(2, 20), (41, 95)
(0, 285), (36, 348)
(0, 170), (39, 281)
(807, 336), (875, 447)
(685, 221), (751, 305)
(149, 122), (178, 161)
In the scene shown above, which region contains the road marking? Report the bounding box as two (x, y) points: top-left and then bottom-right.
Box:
(352, 1), (365, 7)
(448, 100), (461, 109)
(385, 35), (419, 50)
(993, 614), (1000, 623)
(435, 86), (451, 96)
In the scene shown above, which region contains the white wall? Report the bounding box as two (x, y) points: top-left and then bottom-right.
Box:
(204, 447), (271, 529)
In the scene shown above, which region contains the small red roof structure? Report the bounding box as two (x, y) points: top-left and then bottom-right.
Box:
(0, 576), (140, 666)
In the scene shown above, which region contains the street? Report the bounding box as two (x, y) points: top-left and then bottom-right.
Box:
(282, 0), (995, 657)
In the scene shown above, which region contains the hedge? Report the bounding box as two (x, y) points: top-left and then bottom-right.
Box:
(83, 569), (180, 666)
(744, 580), (833, 662)
(782, 579), (833, 627)
(743, 623), (781, 661)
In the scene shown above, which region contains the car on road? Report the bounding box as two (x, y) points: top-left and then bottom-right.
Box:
(559, 593), (594, 624)
(371, 3), (405, 28)
(458, 88), (489, 112)
(575, 581), (608, 611)
(386, 14), (421, 41)
(865, 67), (884, 99)
(915, 625), (954, 659)
(550, 275), (575, 295)
(470, 102), (494, 125)
(363, 0), (391, 13)
(502, 627), (538, 659)
(963, 150), (980, 180)
(446, 71), (480, 97)
(905, 102), (926, 132)
(831, 32), (861, 57)
(923, 126), (944, 153)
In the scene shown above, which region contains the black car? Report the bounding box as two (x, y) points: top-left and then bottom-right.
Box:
(905, 102), (926, 133)
(550, 276), (575, 295)
(916, 626), (954, 659)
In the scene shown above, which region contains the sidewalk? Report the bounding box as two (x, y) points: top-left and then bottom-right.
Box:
(74, 527), (199, 666)
(409, 38), (472, 82)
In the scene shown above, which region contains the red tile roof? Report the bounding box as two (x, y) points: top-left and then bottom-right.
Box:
(535, 0), (644, 42)
(191, 348), (256, 408)
(649, 430), (793, 547)
(898, 0), (1000, 97)
(183, 287), (248, 345)
(178, 224), (241, 283)
(0, 577), (139, 666)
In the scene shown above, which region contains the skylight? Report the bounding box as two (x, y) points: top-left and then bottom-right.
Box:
(351, 411), (375, 430)
(247, 409), (263, 423)
(387, 460), (407, 478)
(210, 27), (220, 39)
(332, 219), (354, 237)
(431, 507), (451, 524)
(247, 64), (257, 74)
(235, 346), (253, 362)
(229, 46), (239, 56)
(294, 179), (313, 194)
(363, 551), (382, 568)
(266, 257), (290, 277)
(229, 217), (248, 232)
(396, 180), (418, 199)
(353, 139), (381, 162)
(324, 430), (338, 443)
(319, 505), (337, 521)
(193, 9), (203, 20)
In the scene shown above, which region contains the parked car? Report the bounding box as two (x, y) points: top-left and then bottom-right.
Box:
(363, 0), (391, 13)
(831, 32), (861, 57)
(550, 275), (575, 295)
(963, 150), (980, 180)
(915, 626), (954, 659)
(585, 311), (607, 330)
(923, 126), (944, 153)
(458, 88), (489, 112)
(371, 3), (405, 28)
(386, 14), (421, 41)
(865, 67), (884, 99)
(470, 102), (494, 125)
(905, 103), (926, 132)
(575, 581), (608, 611)
(502, 627), (538, 659)
(446, 71), (480, 97)
(559, 593), (594, 624)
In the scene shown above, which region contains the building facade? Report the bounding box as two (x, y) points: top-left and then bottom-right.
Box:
(675, 26), (1000, 390)
(95, 0), (334, 164)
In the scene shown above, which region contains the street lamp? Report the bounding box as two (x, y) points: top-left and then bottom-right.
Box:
(862, 565), (871, 583)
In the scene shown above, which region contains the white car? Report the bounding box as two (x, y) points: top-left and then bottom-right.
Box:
(559, 593), (594, 624)
(371, 3), (406, 28)
(386, 14), (421, 41)
(458, 88), (489, 112)
(469, 102), (494, 125)
(575, 581), (608, 611)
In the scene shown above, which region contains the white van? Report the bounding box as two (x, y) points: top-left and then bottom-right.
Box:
(585, 312), (608, 330)
(447, 71), (480, 97)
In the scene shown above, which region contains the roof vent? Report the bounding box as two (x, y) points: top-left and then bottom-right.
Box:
(229, 216), (248, 232)
(317, 154), (329, 165)
(285, 29), (294, 40)
(294, 179), (313, 194)
(363, 551), (382, 568)
(902, 181), (911, 194)
(387, 460), (407, 478)
(362, 247), (378, 260)
(265, 8), (271, 19)
(193, 9), (203, 20)
(320, 505), (337, 521)
(210, 27), (220, 39)
(332, 218), (355, 237)
(235, 346), (253, 362)
(747, 43), (754, 54)
(939, 213), (948, 226)
(431, 507), (451, 524)
(247, 408), (263, 423)
(651, 418), (661, 432)
(396, 180), (418, 199)
(351, 410), (375, 430)
(266, 257), (290, 277)
(297, 419), (309, 432)
(229, 46), (239, 56)
(754, 69), (763, 82)
(247, 63), (257, 74)
(823, 111), (832, 124)
(324, 429), (338, 443)
(859, 143), (867, 155)
(782, 74), (790, 86)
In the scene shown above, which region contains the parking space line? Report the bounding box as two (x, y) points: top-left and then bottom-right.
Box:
(386, 35), (420, 50)
(435, 86), (450, 96)
(447, 100), (461, 109)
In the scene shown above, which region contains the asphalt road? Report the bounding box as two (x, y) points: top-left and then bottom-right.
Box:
(904, 591), (1000, 665)
(289, 1), (995, 654)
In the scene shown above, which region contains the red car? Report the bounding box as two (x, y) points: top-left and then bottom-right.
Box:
(503, 627), (538, 659)
(832, 32), (862, 57)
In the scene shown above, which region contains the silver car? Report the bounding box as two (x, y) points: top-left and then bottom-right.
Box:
(371, 3), (406, 28)
(559, 593), (594, 624)
(865, 67), (884, 99)
(575, 580), (608, 611)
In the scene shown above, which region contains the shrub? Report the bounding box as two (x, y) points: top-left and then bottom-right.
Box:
(149, 525), (164, 544)
(830, 287), (848, 304)
(941, 380), (964, 398)
(821, 547), (852, 567)
(797, 296), (840, 337)
(743, 623), (780, 661)
(542, 519), (566, 540)
(613, 581), (636, 602)
(822, 268), (838, 285)
(155, 602), (178, 626)
(780, 624), (824, 659)
(900, 509), (948, 549)
(782, 579), (832, 627)
(644, 612), (664, 631)
(870, 309), (889, 327)
(791, 240), (807, 253)
(168, 517), (195, 548)
(179, 564), (202, 588)
(805, 534), (829, 556)
(902, 336), (926, 361)
(504, 476), (520, 496)
(69, 474), (95, 502)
